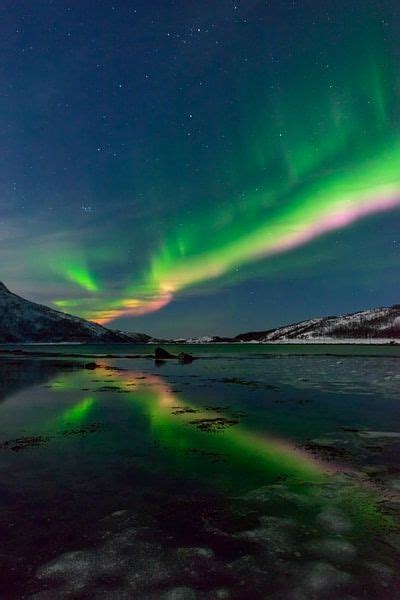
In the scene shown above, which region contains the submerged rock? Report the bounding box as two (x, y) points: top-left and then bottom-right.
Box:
(36, 532), (173, 595)
(177, 546), (215, 560)
(235, 485), (276, 504)
(212, 589), (231, 599)
(386, 478), (400, 492)
(162, 587), (198, 600)
(237, 483), (314, 510)
(304, 537), (357, 564)
(361, 465), (390, 477)
(188, 416), (240, 432)
(364, 561), (397, 589)
(36, 548), (120, 592)
(235, 515), (296, 557)
(384, 533), (400, 552)
(301, 561), (352, 593)
(316, 509), (352, 534)
(358, 431), (400, 439)
(27, 592), (63, 599)
(88, 587), (134, 599)
(125, 554), (173, 590)
(111, 509), (129, 518)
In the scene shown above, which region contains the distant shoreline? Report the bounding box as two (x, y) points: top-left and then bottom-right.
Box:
(235, 338), (399, 345)
(1, 342), (400, 363)
(0, 339), (398, 347)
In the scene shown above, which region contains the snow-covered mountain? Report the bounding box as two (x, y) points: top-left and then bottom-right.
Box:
(234, 305), (400, 343)
(179, 305), (400, 344)
(183, 335), (230, 344)
(0, 282), (151, 343)
(1, 281), (399, 344)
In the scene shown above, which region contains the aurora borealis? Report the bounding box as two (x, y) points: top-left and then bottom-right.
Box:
(2, 1), (400, 336)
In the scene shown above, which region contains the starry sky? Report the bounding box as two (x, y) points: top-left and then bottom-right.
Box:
(1, 0), (400, 338)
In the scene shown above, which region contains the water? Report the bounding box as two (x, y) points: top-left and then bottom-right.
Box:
(2, 342), (400, 356)
(1, 345), (400, 598)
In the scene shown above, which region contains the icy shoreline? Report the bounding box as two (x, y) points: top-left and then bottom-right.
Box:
(241, 338), (399, 345)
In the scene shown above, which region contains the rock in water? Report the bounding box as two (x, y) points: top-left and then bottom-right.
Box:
(178, 352), (194, 364)
(84, 362), (99, 370)
(154, 347), (176, 360)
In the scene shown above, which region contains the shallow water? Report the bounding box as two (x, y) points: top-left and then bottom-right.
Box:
(1, 342), (400, 357)
(1, 347), (400, 598)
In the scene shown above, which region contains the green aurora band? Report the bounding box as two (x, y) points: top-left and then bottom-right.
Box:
(51, 32), (400, 324)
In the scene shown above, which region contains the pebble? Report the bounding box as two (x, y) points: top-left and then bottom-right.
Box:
(36, 549), (110, 592)
(358, 431), (400, 439)
(316, 509), (352, 534)
(112, 510), (129, 518)
(361, 465), (390, 476)
(177, 546), (215, 560)
(387, 478), (400, 492)
(301, 561), (352, 593)
(162, 587), (198, 600)
(304, 537), (357, 563)
(213, 589), (231, 599)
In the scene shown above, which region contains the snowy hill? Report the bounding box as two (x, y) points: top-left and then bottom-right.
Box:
(1, 281), (398, 344)
(0, 282), (151, 343)
(184, 335), (231, 344)
(234, 305), (400, 343)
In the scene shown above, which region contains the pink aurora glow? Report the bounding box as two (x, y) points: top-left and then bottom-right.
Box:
(95, 191), (400, 323)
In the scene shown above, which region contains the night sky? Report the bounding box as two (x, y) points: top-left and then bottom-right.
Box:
(1, 0), (400, 338)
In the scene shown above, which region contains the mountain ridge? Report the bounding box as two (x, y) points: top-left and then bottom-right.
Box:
(1, 282), (399, 344)
(185, 304), (400, 343)
(0, 282), (151, 343)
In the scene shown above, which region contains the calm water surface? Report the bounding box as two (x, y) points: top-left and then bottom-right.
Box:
(1, 345), (400, 598)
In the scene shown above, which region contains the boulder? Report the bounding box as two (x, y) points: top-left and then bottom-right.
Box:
(178, 352), (194, 364)
(84, 362), (99, 370)
(154, 347), (176, 360)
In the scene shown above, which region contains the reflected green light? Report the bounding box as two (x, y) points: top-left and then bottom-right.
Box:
(37, 366), (395, 535)
(113, 370), (395, 534)
(57, 396), (95, 426)
(115, 370), (327, 485)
